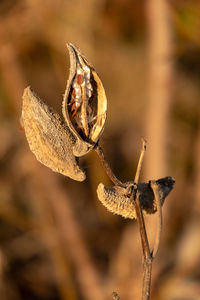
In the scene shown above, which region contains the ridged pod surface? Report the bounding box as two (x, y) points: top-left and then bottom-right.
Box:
(21, 87), (86, 181)
(21, 43), (107, 180)
(97, 177), (175, 219)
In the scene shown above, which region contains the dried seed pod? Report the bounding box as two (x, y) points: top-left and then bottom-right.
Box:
(21, 87), (86, 181)
(97, 177), (175, 219)
(62, 43), (107, 156)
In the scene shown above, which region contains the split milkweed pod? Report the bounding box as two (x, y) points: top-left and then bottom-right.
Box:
(21, 43), (107, 181)
(97, 177), (175, 219)
(21, 87), (86, 181)
(62, 43), (107, 157)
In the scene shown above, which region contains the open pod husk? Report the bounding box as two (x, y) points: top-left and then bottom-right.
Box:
(21, 43), (108, 180)
(62, 43), (107, 157)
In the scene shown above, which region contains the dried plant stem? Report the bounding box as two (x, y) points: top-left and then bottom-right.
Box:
(136, 180), (163, 299)
(133, 140), (163, 299)
(95, 139), (162, 300)
(94, 144), (124, 187)
(95, 139), (164, 300)
(134, 138), (147, 185)
(132, 140), (153, 300)
(134, 193), (151, 260)
(134, 190), (153, 300)
(133, 139), (151, 259)
(150, 181), (162, 258)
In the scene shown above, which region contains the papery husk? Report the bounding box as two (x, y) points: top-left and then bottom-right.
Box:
(97, 177), (175, 219)
(21, 87), (86, 181)
(62, 43), (107, 157)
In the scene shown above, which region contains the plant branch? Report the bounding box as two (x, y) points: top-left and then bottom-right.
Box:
(150, 181), (163, 258)
(133, 139), (151, 259)
(94, 143), (124, 187)
(134, 138), (147, 184)
(95, 139), (166, 300)
(134, 192), (151, 260)
(133, 139), (153, 300)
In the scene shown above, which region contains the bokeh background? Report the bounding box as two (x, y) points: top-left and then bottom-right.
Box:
(0, 0), (200, 299)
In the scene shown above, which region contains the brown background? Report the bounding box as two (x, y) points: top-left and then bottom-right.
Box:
(0, 0), (200, 299)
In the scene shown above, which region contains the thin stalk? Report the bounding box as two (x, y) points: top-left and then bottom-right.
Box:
(95, 139), (163, 300)
(94, 144), (124, 187)
(133, 139), (153, 300)
(134, 138), (147, 185)
(150, 181), (163, 258)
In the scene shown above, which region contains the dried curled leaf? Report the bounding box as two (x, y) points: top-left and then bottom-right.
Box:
(21, 87), (86, 181)
(62, 43), (107, 156)
(97, 177), (175, 219)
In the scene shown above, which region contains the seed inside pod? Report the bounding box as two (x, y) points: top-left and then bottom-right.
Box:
(63, 43), (107, 146)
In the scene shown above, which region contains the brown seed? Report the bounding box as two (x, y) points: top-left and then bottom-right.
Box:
(62, 43), (107, 149)
(71, 88), (76, 98)
(77, 74), (84, 85)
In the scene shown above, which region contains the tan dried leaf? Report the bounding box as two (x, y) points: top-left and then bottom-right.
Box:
(97, 177), (175, 219)
(21, 87), (86, 181)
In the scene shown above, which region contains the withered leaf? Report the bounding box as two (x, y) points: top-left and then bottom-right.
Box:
(97, 177), (175, 219)
(21, 87), (86, 181)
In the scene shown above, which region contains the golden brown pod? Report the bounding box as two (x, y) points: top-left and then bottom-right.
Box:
(97, 177), (175, 219)
(21, 87), (86, 181)
(62, 43), (107, 156)
(21, 43), (107, 180)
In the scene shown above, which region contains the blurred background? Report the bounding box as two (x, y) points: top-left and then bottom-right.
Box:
(0, 0), (200, 299)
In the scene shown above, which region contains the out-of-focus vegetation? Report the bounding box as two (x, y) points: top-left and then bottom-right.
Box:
(0, 0), (200, 299)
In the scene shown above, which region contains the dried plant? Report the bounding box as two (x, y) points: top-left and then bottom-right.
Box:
(21, 43), (175, 300)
